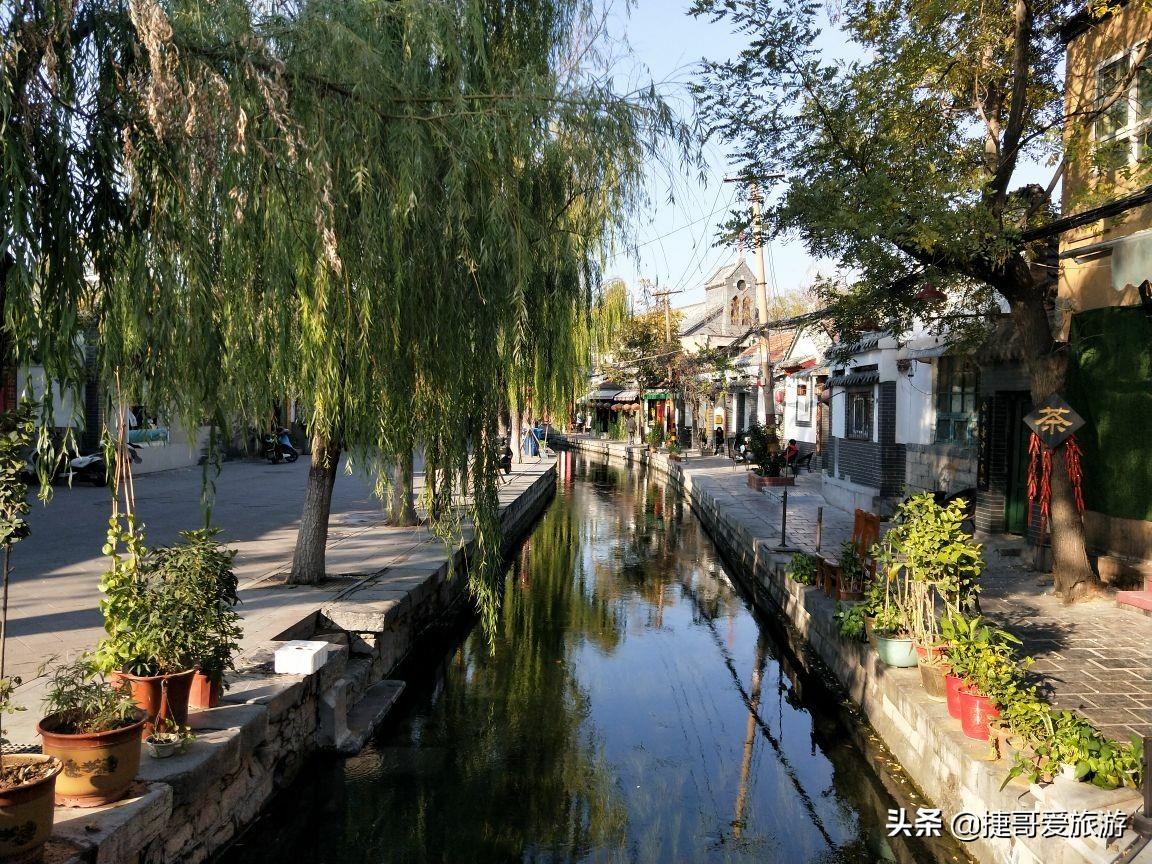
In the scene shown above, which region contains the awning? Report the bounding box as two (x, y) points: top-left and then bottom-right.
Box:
(828, 332), (885, 358)
(906, 343), (954, 361)
(613, 389), (640, 402)
(827, 371), (880, 387)
(588, 387), (622, 401)
(793, 366), (828, 379)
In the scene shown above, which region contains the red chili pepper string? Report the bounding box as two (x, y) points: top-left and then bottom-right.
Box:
(1064, 434), (1085, 513)
(1039, 447), (1052, 538)
(1027, 432), (1041, 526)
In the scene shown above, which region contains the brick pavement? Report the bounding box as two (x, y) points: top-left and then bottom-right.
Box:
(666, 450), (1152, 741)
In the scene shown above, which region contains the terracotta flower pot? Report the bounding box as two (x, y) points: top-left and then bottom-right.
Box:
(188, 671), (223, 710)
(914, 643), (947, 662)
(38, 712), (145, 807)
(917, 660), (948, 701)
(958, 687), (1000, 741)
(113, 669), (196, 734)
(944, 673), (966, 719)
(0, 754), (61, 859)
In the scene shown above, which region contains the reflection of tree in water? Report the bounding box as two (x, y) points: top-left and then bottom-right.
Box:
(367, 482), (634, 862)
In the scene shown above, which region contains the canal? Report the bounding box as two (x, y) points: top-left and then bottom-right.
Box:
(219, 452), (962, 864)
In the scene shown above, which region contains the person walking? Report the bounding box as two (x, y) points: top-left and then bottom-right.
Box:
(713, 424), (724, 456)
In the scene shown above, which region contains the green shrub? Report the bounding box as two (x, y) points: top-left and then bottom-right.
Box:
(42, 658), (140, 734)
(786, 552), (818, 585)
(96, 528), (242, 681)
(835, 603), (866, 641)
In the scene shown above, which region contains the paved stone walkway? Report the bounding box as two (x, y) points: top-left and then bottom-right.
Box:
(606, 443), (1152, 742)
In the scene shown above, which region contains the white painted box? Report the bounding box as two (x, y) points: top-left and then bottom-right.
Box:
(273, 640), (330, 675)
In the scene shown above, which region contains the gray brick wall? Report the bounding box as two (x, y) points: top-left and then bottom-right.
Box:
(906, 443), (978, 495)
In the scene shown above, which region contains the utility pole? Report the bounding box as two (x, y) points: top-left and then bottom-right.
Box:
(651, 286), (683, 440)
(726, 173), (784, 432)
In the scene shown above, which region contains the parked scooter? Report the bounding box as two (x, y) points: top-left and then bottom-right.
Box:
(263, 428), (299, 464)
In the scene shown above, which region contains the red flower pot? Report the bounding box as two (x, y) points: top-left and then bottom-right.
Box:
(112, 668), (196, 735)
(189, 671), (223, 710)
(957, 688), (1000, 741)
(944, 673), (966, 719)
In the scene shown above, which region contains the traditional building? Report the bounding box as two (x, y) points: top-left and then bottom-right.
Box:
(1058, 2), (1152, 566)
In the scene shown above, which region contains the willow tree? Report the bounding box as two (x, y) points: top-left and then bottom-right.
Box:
(3, 1), (685, 615)
(690, 0), (1142, 600)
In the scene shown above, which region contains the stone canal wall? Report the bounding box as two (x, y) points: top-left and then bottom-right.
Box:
(565, 438), (1145, 864)
(51, 462), (557, 864)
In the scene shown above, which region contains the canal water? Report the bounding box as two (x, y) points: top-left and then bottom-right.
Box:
(220, 453), (962, 864)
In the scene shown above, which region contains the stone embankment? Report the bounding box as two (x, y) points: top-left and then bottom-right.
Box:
(45, 461), (556, 864)
(565, 437), (1147, 864)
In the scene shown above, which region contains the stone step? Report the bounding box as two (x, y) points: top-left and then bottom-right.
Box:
(337, 679), (405, 755)
(1115, 590), (1152, 616)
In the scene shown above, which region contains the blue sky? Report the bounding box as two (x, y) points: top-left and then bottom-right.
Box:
(601, 0), (833, 311)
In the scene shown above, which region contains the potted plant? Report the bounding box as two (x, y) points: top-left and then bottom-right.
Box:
(876, 494), (984, 696)
(868, 559), (917, 668)
(785, 552), (818, 586)
(942, 614), (1024, 740)
(835, 540), (867, 601)
(645, 427), (662, 453)
(744, 423), (794, 489)
(0, 404), (62, 857)
(37, 658), (145, 806)
(180, 530), (242, 709)
(666, 438), (684, 462)
(145, 717), (192, 760)
(95, 525), (241, 727)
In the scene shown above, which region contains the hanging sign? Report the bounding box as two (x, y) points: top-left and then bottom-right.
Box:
(1023, 394), (1084, 450)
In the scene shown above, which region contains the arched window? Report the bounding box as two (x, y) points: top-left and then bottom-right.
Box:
(741, 296), (753, 326)
(730, 296), (740, 327)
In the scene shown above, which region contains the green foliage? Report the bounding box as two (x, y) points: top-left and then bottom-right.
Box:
(1004, 702), (1144, 790)
(834, 603), (866, 642)
(0, 405), (34, 551)
(874, 493), (983, 644)
(645, 427), (663, 450)
(837, 540), (866, 589)
(42, 658), (140, 735)
(604, 308), (683, 391)
(96, 527), (242, 679)
(4, 0), (690, 621)
(786, 552), (818, 585)
(940, 614), (1026, 702)
(665, 437), (682, 455)
(745, 423), (782, 476)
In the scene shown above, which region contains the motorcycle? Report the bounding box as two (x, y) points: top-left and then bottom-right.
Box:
(263, 429), (299, 464)
(65, 452), (109, 486)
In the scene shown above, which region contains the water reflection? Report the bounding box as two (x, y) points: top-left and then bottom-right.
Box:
(220, 453), (959, 864)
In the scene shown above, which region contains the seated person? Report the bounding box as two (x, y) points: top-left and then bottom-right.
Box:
(783, 438), (800, 467)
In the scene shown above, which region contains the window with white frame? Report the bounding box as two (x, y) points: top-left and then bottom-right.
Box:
(795, 381), (811, 424)
(1094, 48), (1152, 169)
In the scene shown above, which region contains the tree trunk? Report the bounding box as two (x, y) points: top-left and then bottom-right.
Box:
(387, 450), (418, 526)
(510, 409), (523, 464)
(289, 432), (341, 585)
(1008, 295), (1099, 601)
